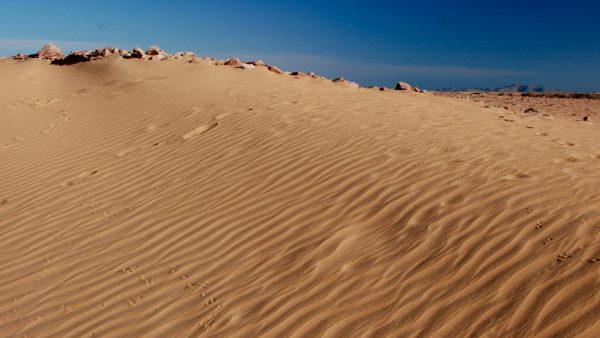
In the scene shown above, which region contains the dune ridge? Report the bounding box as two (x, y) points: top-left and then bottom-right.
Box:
(1, 57), (600, 337)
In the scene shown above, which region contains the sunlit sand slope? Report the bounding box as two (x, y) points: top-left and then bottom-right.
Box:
(1, 58), (600, 337)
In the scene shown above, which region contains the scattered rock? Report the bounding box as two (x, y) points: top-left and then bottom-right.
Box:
(250, 60), (265, 67)
(38, 43), (63, 60)
(267, 65), (284, 74)
(149, 54), (167, 61)
(146, 45), (162, 56)
(583, 116), (589, 121)
(74, 50), (95, 57)
(174, 51), (196, 59)
(94, 47), (114, 58)
(12, 53), (29, 60)
(52, 53), (91, 66)
(189, 56), (202, 64)
(118, 49), (131, 57)
(395, 82), (412, 91)
(224, 58), (241, 66)
(333, 77), (359, 88)
(290, 71), (306, 77)
(238, 63), (256, 70)
(524, 107), (539, 114)
(131, 47), (145, 59)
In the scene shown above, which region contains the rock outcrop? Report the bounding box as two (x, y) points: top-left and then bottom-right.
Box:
(131, 47), (145, 59)
(38, 43), (63, 60)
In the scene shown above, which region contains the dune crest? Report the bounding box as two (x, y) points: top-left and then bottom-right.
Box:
(1, 57), (600, 337)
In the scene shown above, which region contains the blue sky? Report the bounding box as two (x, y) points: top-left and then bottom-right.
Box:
(1, 0), (599, 91)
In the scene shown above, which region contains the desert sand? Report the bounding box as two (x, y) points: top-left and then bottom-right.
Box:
(2, 54), (600, 337)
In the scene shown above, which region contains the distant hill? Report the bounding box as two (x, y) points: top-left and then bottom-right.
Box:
(436, 84), (559, 93)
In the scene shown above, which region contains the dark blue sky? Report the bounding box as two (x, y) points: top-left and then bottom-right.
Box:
(1, 0), (599, 91)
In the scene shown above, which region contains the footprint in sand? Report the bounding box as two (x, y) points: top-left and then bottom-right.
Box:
(554, 156), (579, 164)
(116, 147), (138, 157)
(182, 122), (218, 139)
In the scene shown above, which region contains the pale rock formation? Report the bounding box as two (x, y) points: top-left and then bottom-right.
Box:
(38, 43), (63, 60)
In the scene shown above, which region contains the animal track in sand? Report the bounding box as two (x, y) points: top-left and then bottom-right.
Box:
(552, 139), (575, 147)
(118, 265), (138, 273)
(554, 156), (579, 164)
(556, 252), (571, 262)
(41, 111), (70, 134)
(61, 170), (99, 187)
(182, 122), (218, 139)
(13, 97), (62, 108)
(116, 147), (140, 157)
(117, 140), (164, 157)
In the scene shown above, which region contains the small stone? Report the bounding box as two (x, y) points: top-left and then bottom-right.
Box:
(224, 58), (241, 66)
(524, 108), (539, 114)
(395, 82), (412, 91)
(238, 63), (256, 70)
(189, 57), (202, 64)
(267, 65), (284, 74)
(12, 53), (29, 60)
(146, 45), (162, 56)
(131, 47), (145, 59)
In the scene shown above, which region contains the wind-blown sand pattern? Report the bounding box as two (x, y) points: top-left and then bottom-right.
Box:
(2, 57), (600, 337)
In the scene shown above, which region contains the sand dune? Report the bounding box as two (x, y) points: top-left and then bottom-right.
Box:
(2, 57), (600, 337)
